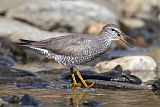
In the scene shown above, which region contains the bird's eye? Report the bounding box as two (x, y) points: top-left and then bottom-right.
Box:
(111, 29), (115, 31)
(117, 34), (120, 36)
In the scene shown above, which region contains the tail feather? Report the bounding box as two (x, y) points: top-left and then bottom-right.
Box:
(19, 39), (36, 43)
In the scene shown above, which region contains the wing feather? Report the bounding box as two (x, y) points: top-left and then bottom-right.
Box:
(28, 34), (96, 56)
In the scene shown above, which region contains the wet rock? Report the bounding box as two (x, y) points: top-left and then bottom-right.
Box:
(0, 17), (64, 42)
(87, 80), (149, 90)
(82, 100), (104, 107)
(95, 56), (157, 82)
(62, 65), (142, 85)
(60, 69), (97, 81)
(152, 79), (160, 91)
(52, 102), (67, 106)
(0, 56), (15, 68)
(16, 76), (54, 88)
(7, 1), (117, 33)
(0, 67), (36, 83)
(1, 93), (41, 106)
(98, 65), (123, 76)
(1, 95), (20, 104)
(20, 93), (41, 106)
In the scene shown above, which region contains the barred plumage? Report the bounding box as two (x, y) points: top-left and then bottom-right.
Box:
(18, 24), (132, 68)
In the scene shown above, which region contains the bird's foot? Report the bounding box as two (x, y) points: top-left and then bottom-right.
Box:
(71, 66), (95, 88)
(88, 81), (95, 88)
(72, 83), (81, 88)
(72, 81), (95, 88)
(75, 67), (95, 88)
(81, 80), (95, 88)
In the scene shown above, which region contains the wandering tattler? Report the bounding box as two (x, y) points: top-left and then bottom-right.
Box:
(18, 24), (134, 88)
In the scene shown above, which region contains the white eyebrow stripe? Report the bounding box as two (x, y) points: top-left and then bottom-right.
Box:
(107, 27), (120, 33)
(114, 28), (120, 32)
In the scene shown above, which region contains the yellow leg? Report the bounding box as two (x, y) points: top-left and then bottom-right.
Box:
(76, 70), (88, 88)
(71, 74), (78, 87)
(74, 67), (95, 88)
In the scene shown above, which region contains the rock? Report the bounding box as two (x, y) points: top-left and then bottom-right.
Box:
(20, 93), (41, 106)
(0, 98), (8, 105)
(152, 79), (160, 91)
(1, 94), (42, 107)
(104, 47), (149, 59)
(87, 23), (105, 34)
(16, 76), (54, 88)
(0, 56), (15, 68)
(61, 65), (142, 85)
(87, 80), (149, 90)
(82, 100), (105, 107)
(0, 17), (64, 42)
(120, 19), (160, 46)
(0, 0), (35, 15)
(120, 18), (145, 28)
(121, 0), (159, 21)
(95, 56), (157, 82)
(0, 67), (36, 84)
(52, 102), (67, 106)
(60, 69), (97, 81)
(7, 1), (117, 33)
(121, 0), (142, 18)
(1, 95), (20, 104)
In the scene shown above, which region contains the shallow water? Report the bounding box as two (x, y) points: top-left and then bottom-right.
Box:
(0, 84), (160, 107)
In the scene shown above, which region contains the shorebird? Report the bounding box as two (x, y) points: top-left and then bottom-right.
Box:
(18, 24), (134, 88)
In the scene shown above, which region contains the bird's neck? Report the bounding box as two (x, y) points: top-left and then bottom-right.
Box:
(98, 33), (112, 47)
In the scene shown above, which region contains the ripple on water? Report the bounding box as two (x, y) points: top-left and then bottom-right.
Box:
(0, 85), (160, 107)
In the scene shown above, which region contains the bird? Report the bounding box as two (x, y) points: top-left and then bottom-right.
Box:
(17, 24), (134, 88)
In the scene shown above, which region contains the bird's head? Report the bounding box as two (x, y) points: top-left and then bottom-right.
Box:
(100, 24), (135, 48)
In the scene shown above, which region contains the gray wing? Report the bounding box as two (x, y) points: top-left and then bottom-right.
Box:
(29, 34), (97, 56)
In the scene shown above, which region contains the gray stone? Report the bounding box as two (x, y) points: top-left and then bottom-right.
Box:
(121, 0), (159, 21)
(95, 56), (157, 82)
(0, 17), (64, 42)
(119, 18), (145, 28)
(6, 1), (117, 33)
(87, 80), (149, 90)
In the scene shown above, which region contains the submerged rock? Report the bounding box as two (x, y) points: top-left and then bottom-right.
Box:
(20, 93), (41, 106)
(7, 1), (117, 33)
(0, 56), (15, 68)
(152, 79), (160, 91)
(95, 56), (157, 82)
(82, 100), (105, 107)
(16, 76), (54, 88)
(1, 93), (42, 106)
(0, 67), (36, 83)
(1, 95), (20, 104)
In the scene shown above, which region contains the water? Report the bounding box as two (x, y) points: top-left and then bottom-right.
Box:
(0, 84), (160, 107)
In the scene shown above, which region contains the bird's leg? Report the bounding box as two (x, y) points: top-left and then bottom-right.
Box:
(73, 66), (95, 88)
(70, 67), (78, 87)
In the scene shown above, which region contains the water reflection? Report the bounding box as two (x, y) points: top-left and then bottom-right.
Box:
(69, 89), (86, 106)
(0, 85), (160, 107)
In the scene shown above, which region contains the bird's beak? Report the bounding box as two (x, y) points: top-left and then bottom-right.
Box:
(119, 32), (135, 48)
